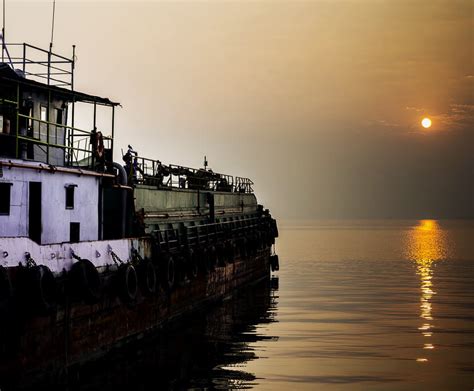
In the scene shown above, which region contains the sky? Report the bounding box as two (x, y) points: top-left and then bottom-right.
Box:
(3, 0), (473, 219)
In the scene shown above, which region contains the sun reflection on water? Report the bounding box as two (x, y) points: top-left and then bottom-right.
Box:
(405, 220), (448, 362)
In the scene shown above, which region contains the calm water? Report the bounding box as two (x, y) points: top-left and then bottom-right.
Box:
(242, 219), (474, 391)
(12, 219), (474, 390)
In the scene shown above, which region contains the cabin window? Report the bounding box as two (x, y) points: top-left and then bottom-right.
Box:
(65, 185), (76, 209)
(55, 109), (63, 125)
(40, 106), (48, 122)
(52, 108), (64, 145)
(21, 100), (34, 130)
(0, 183), (12, 215)
(0, 115), (10, 134)
(28, 106), (34, 130)
(70, 222), (80, 243)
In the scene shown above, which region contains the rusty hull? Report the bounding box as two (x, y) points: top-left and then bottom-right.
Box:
(0, 248), (271, 384)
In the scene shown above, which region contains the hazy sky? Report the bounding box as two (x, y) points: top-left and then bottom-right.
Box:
(4, 1), (473, 219)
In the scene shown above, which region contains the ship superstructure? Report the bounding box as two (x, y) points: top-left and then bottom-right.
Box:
(0, 42), (278, 384)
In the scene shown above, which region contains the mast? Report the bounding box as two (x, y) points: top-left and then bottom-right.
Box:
(2, 0), (5, 62)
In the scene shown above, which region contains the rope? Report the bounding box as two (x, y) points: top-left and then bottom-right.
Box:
(71, 251), (82, 262)
(110, 251), (123, 266)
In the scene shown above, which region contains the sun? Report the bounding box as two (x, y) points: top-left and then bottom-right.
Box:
(421, 118), (432, 129)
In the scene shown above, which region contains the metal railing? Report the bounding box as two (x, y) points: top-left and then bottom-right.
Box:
(0, 92), (112, 167)
(125, 154), (254, 193)
(1, 43), (74, 89)
(16, 115), (112, 167)
(0, 44), (115, 169)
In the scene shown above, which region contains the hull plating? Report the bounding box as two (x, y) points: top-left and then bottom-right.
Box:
(0, 249), (271, 386)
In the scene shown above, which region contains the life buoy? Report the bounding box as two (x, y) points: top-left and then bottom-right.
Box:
(68, 258), (101, 304)
(0, 266), (12, 311)
(138, 258), (156, 295)
(159, 254), (175, 291)
(92, 130), (105, 160)
(24, 265), (57, 314)
(117, 264), (138, 302)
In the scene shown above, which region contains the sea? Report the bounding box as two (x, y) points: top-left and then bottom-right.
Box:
(22, 219), (474, 390)
(241, 219), (474, 391)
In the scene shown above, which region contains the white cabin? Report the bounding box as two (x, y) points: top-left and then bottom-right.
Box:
(0, 160), (101, 244)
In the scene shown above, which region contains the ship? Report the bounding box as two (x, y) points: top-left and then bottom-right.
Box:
(0, 41), (279, 385)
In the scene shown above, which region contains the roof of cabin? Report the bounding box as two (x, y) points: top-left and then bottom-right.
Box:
(0, 63), (120, 107)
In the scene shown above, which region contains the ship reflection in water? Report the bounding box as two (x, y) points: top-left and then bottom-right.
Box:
(58, 277), (278, 390)
(405, 220), (447, 362)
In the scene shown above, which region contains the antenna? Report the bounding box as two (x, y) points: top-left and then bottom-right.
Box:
(50, 0), (56, 49)
(2, 0), (5, 62)
(204, 155), (208, 171)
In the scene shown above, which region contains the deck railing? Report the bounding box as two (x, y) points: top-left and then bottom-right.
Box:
(1, 43), (75, 89)
(0, 42), (116, 169)
(125, 154), (254, 193)
(0, 92), (112, 167)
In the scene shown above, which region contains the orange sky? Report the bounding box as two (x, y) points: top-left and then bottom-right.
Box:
(4, 1), (473, 218)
